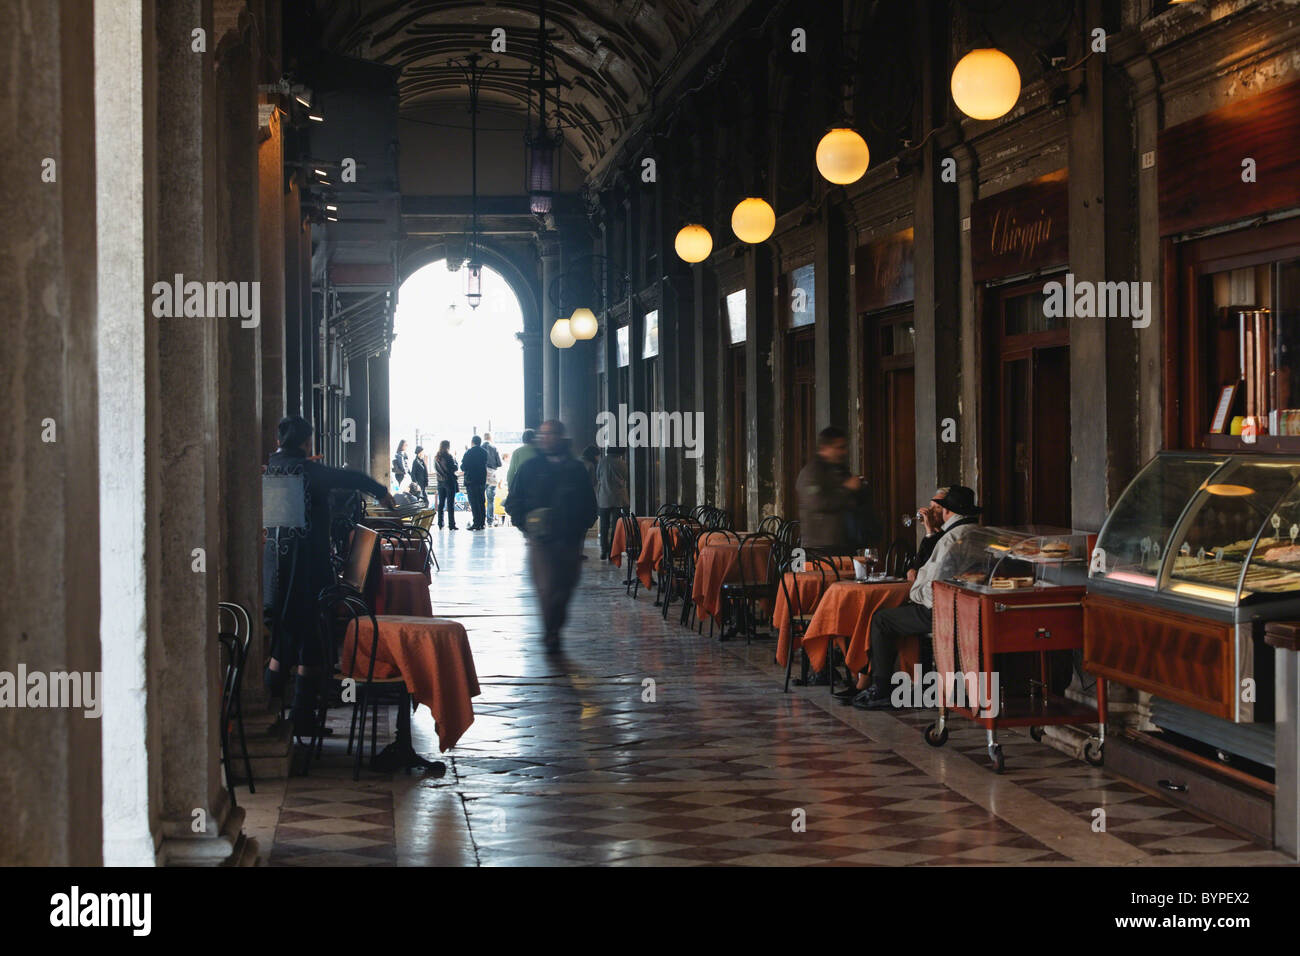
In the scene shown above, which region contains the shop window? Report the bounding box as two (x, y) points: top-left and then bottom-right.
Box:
(726, 288), (747, 344)
(642, 310), (659, 359)
(616, 325), (629, 367)
(787, 264), (815, 329)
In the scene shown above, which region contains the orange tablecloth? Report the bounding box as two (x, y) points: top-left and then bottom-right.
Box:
(771, 558), (856, 651)
(342, 615), (480, 751)
(791, 580), (914, 674)
(691, 539), (774, 622)
(609, 516), (656, 583)
(376, 567), (432, 617)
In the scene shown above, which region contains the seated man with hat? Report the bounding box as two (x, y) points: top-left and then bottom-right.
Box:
(851, 485), (982, 710)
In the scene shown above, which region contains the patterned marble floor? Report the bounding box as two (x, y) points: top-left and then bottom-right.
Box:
(248, 524), (1297, 867)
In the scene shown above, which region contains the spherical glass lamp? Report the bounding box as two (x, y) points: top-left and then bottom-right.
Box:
(549, 318), (575, 348)
(815, 128), (870, 185)
(951, 48), (1021, 121)
(731, 198), (776, 244)
(569, 307), (598, 340)
(674, 224), (713, 262)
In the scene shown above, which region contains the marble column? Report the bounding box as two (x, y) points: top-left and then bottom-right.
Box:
(215, 8), (266, 709)
(0, 0), (103, 866)
(692, 264), (720, 507)
(152, 0), (242, 865)
(745, 247), (776, 528)
(94, 0), (155, 867)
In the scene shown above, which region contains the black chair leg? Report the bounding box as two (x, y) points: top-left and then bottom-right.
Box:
(235, 703), (255, 794)
(783, 634), (797, 692)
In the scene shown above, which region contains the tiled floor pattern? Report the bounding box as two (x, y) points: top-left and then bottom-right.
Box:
(259, 526), (1295, 866)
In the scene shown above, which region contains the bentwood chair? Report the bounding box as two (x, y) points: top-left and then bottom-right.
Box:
(778, 552), (843, 692)
(402, 524), (438, 574)
(885, 537), (915, 578)
(217, 601), (256, 802)
(315, 583), (410, 781)
(660, 519), (701, 624)
(757, 514), (783, 536)
(718, 531), (776, 643)
(619, 511), (644, 598)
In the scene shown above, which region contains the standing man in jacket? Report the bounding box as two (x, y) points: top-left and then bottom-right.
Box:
(595, 447), (629, 560)
(461, 435), (489, 530)
(795, 426), (866, 553)
(506, 420), (598, 652)
(481, 432), (503, 525)
(264, 415), (394, 735)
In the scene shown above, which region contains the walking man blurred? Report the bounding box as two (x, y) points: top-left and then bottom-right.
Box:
(482, 432), (503, 525)
(506, 420), (597, 653)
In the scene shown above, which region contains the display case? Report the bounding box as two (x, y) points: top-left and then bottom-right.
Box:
(1086, 452), (1299, 723)
(941, 525), (1091, 593)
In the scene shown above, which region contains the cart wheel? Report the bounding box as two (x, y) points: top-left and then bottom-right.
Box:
(1084, 739), (1104, 766)
(1028, 726), (1044, 743)
(924, 723), (949, 747)
(988, 743), (1005, 773)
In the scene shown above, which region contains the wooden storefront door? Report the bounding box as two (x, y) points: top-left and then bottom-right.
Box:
(861, 310), (917, 550)
(985, 281), (1072, 527)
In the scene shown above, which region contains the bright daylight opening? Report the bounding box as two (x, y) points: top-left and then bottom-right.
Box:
(389, 259), (525, 474)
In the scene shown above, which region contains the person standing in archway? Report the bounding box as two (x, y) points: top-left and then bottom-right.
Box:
(462, 435), (489, 530)
(434, 440), (459, 530)
(481, 432), (503, 525)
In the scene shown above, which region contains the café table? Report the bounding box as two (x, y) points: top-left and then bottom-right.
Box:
(342, 615), (481, 769)
(790, 578), (917, 676)
(771, 556), (857, 651)
(374, 565), (433, 617)
(692, 536), (773, 624)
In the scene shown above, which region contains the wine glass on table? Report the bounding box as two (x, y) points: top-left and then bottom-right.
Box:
(862, 546), (881, 579)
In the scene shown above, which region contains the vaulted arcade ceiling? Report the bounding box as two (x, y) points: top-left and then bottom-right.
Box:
(317, 0), (742, 175)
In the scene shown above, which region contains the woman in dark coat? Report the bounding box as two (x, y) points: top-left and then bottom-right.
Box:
(434, 440), (460, 530)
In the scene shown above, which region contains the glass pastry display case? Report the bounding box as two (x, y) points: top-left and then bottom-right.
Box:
(1086, 452), (1300, 723)
(1089, 453), (1300, 615)
(941, 526), (1091, 593)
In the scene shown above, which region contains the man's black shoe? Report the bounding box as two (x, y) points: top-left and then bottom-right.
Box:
(851, 684), (895, 710)
(832, 684), (860, 701)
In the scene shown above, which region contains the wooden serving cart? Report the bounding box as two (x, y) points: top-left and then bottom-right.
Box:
(926, 579), (1106, 772)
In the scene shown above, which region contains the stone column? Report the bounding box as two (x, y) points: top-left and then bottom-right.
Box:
(215, 9), (266, 707)
(814, 197), (851, 431)
(0, 0), (102, 866)
(692, 264), (720, 507)
(94, 0), (155, 867)
(259, 104), (286, 460)
(369, 352), (392, 485)
(1067, 0), (1140, 530)
(745, 246), (776, 527)
(346, 357), (371, 472)
(283, 181), (303, 416)
(912, 0), (963, 500)
(540, 235), (561, 420)
(152, 0), (242, 865)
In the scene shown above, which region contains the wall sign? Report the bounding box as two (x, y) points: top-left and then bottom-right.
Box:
(856, 227), (914, 312)
(970, 169), (1069, 283)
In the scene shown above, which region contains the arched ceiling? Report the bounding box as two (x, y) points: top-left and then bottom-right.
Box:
(318, 0), (729, 174)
